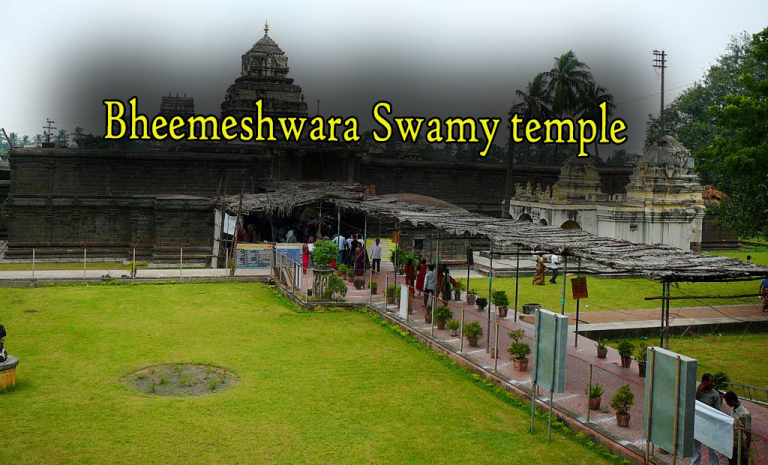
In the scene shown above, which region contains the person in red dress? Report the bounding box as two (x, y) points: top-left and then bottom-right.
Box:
(301, 242), (310, 274)
(404, 258), (417, 296)
(415, 258), (427, 297)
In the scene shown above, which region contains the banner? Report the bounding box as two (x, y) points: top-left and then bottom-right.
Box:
(235, 243), (272, 269)
(694, 400), (734, 458)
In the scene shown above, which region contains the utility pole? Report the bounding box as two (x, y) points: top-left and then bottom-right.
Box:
(316, 99), (320, 116)
(43, 118), (56, 143)
(652, 50), (667, 136)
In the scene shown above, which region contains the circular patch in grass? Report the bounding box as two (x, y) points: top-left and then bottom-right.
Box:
(128, 363), (237, 396)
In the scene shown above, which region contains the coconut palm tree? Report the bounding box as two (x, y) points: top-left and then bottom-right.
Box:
(73, 126), (86, 146)
(20, 135), (31, 147)
(34, 134), (44, 145)
(578, 80), (616, 159)
(515, 74), (551, 164)
(542, 51), (593, 163)
(55, 129), (69, 148)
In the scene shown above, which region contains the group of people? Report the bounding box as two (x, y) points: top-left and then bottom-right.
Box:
(532, 253), (560, 285)
(416, 261), (457, 307)
(331, 232), (377, 277)
(693, 373), (752, 465)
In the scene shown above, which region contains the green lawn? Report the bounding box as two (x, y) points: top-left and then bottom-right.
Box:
(0, 282), (617, 464)
(604, 333), (768, 388)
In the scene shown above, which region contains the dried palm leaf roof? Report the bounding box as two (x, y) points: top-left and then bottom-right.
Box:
(218, 183), (768, 282)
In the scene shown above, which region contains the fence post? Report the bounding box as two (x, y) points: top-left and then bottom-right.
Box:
(83, 247), (87, 279)
(430, 285), (436, 337)
(494, 321), (500, 370)
(32, 248), (35, 280)
(133, 248), (137, 279)
(586, 363), (593, 423)
(459, 307), (465, 352)
(180, 248), (183, 280)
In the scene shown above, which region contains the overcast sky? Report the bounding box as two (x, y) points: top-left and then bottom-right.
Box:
(1, 0), (766, 154)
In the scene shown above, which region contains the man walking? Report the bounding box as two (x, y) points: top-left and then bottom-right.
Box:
(549, 253), (560, 284)
(724, 391), (751, 465)
(692, 373), (722, 465)
(423, 264), (436, 307)
(371, 238), (382, 273)
(332, 232), (345, 265)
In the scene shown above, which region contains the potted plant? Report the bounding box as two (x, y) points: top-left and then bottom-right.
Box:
(507, 329), (531, 371)
(476, 297), (488, 311)
(453, 280), (464, 301)
(353, 278), (365, 290)
(447, 319), (460, 337)
(386, 285), (398, 305)
(463, 321), (483, 347)
(434, 306), (453, 330)
(610, 384), (635, 427)
(617, 340), (634, 368)
(310, 240), (337, 297)
(346, 269), (355, 283)
(336, 263), (348, 277)
(636, 341), (648, 378)
(325, 274), (348, 300)
(369, 281), (378, 295)
(467, 288), (477, 306)
(424, 307), (433, 324)
(586, 384), (604, 411)
(492, 290), (510, 318)
(596, 339), (608, 359)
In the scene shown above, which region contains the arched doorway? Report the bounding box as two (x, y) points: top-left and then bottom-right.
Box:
(561, 220), (581, 230)
(539, 219), (548, 226)
(519, 213), (533, 222)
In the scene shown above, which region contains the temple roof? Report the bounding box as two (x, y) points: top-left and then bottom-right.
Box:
(248, 22), (285, 56)
(639, 135), (689, 167)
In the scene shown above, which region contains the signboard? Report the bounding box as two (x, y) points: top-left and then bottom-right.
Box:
(694, 400), (734, 458)
(235, 243), (272, 269)
(532, 309), (568, 394)
(366, 239), (396, 263)
(275, 244), (303, 265)
(643, 347), (697, 458)
(571, 277), (588, 300)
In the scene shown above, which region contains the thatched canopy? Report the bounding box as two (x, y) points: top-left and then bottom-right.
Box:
(218, 183), (768, 282)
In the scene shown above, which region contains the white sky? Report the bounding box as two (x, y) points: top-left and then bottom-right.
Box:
(1, 0), (766, 154)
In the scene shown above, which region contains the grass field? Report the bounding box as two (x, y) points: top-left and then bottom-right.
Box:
(604, 333), (768, 388)
(0, 282), (619, 464)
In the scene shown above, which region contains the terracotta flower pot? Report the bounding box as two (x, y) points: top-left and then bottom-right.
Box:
(616, 413), (631, 428)
(468, 337), (478, 347)
(436, 320), (446, 330)
(620, 357), (632, 368)
(425, 313), (432, 324)
(490, 348), (497, 359)
(589, 396), (602, 411)
(597, 348), (608, 359)
(638, 361), (647, 378)
(454, 291), (461, 301)
(498, 307), (508, 318)
(513, 358), (529, 372)
(467, 294), (476, 305)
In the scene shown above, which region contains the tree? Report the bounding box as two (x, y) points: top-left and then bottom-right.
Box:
(606, 148), (639, 166)
(55, 129), (69, 148)
(73, 126), (86, 146)
(20, 135), (31, 147)
(34, 134), (44, 145)
(696, 27), (768, 239)
(578, 80), (615, 159)
(515, 74), (551, 164)
(8, 132), (20, 147)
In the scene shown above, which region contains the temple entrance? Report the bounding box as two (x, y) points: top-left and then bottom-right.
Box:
(561, 220), (581, 230)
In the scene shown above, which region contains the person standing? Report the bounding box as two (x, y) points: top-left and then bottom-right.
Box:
(333, 232), (345, 265)
(423, 264), (436, 307)
(724, 391), (751, 465)
(760, 276), (768, 312)
(301, 242), (310, 275)
(549, 253), (560, 284)
(371, 238), (382, 273)
(404, 258), (417, 296)
(533, 256), (548, 285)
(692, 373), (722, 465)
(415, 258), (427, 297)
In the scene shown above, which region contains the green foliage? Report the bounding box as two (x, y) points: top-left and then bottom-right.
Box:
(635, 341), (648, 362)
(468, 288), (478, 295)
(336, 263), (349, 275)
(453, 280), (465, 292)
(389, 247), (416, 267)
(713, 371), (731, 391)
(324, 274), (347, 299)
(434, 306), (453, 324)
(475, 297), (488, 308)
(617, 340), (634, 359)
(311, 240), (337, 269)
(492, 290), (509, 307)
(346, 269), (354, 278)
(447, 319), (460, 330)
(369, 281), (378, 291)
(586, 384), (604, 398)
(353, 278), (365, 289)
(386, 285), (398, 298)
(507, 329), (531, 360)
(463, 321), (483, 340)
(610, 385), (635, 415)
(595, 339), (607, 351)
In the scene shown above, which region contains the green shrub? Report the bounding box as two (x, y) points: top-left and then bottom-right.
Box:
(346, 269), (354, 278)
(434, 306), (453, 324)
(595, 339), (607, 351)
(492, 290), (509, 307)
(636, 341), (648, 362)
(463, 321), (483, 340)
(325, 274), (347, 299)
(586, 384), (604, 398)
(311, 240), (337, 269)
(610, 385), (634, 415)
(369, 281), (378, 291)
(386, 285), (398, 299)
(713, 371), (731, 391)
(447, 319), (460, 330)
(476, 297), (488, 308)
(353, 278), (365, 289)
(507, 329), (531, 360)
(617, 340), (634, 359)
(337, 264), (349, 275)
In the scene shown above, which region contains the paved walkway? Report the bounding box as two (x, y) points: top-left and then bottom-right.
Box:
(0, 268), (269, 281)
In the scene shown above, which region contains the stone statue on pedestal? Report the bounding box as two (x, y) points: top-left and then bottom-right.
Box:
(0, 325), (7, 363)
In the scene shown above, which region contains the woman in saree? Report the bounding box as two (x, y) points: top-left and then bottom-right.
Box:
(415, 258), (427, 297)
(532, 255), (548, 285)
(354, 245), (366, 277)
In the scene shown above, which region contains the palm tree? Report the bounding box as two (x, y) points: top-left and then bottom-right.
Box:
(8, 132), (20, 148)
(73, 126), (86, 146)
(55, 129), (69, 148)
(542, 51), (593, 163)
(578, 80), (616, 159)
(20, 135), (31, 147)
(34, 134), (44, 145)
(515, 74), (551, 164)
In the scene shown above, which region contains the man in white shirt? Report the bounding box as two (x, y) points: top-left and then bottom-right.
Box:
(549, 253), (560, 284)
(423, 264), (436, 307)
(332, 233), (345, 264)
(371, 238), (383, 273)
(725, 391), (752, 465)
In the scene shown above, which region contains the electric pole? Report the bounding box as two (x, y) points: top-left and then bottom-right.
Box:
(43, 118), (57, 143)
(652, 50), (667, 136)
